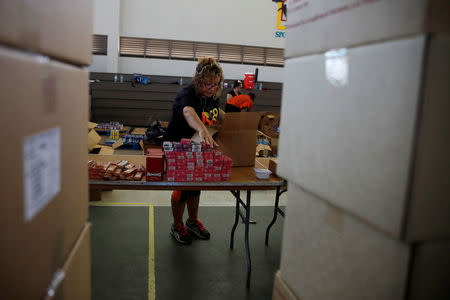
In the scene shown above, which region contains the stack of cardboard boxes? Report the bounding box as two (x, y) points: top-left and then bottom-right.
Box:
(257, 112), (280, 157)
(0, 1), (93, 299)
(276, 1), (449, 299)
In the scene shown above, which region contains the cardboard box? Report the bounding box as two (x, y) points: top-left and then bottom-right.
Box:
(0, 0), (92, 65)
(269, 158), (278, 176)
(272, 270), (299, 300)
(45, 223), (91, 300)
(408, 241), (450, 299)
(216, 112), (261, 166)
(280, 183), (450, 300)
(278, 35), (450, 241)
(255, 157), (271, 169)
(286, 0), (450, 58)
(280, 183), (410, 300)
(256, 143), (272, 157)
(271, 138), (279, 156)
(88, 122), (115, 155)
(0, 46), (88, 299)
(257, 130), (279, 156)
(258, 112), (280, 138)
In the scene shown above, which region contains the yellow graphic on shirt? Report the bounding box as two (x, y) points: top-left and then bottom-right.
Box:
(202, 108), (218, 126)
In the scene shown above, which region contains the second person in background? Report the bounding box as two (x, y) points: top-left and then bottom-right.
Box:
(226, 80), (242, 101)
(225, 93), (256, 112)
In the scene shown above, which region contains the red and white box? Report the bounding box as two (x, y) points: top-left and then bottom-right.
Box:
(203, 152), (213, 160)
(213, 173), (222, 182)
(223, 155), (233, 168)
(221, 173), (230, 181)
(146, 154), (164, 181)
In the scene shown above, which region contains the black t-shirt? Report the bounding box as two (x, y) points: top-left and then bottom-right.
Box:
(226, 89), (240, 98)
(163, 84), (219, 142)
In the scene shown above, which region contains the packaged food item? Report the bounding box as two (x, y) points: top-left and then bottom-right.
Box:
(134, 171), (144, 181)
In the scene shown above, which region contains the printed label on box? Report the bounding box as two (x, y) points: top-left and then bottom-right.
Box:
(23, 127), (61, 222)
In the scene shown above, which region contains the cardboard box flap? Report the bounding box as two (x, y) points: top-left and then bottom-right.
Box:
(99, 146), (114, 155)
(221, 112), (261, 131)
(112, 138), (123, 150)
(269, 158), (278, 176)
(255, 157), (271, 169)
(88, 122), (97, 130)
(216, 112), (260, 166)
(131, 127), (147, 135)
(87, 129), (101, 151)
(90, 145), (114, 155)
(111, 139), (144, 151)
(256, 144), (272, 152)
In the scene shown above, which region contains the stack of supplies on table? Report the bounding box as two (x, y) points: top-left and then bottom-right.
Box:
(88, 160), (145, 181)
(163, 139), (233, 182)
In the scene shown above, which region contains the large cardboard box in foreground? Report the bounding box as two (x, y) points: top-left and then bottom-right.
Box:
(0, 46), (89, 299)
(216, 112), (261, 166)
(0, 0), (92, 65)
(279, 183), (450, 300)
(278, 35), (450, 241)
(285, 0), (450, 58)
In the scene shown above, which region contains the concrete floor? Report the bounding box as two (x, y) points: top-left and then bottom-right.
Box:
(94, 189), (289, 207)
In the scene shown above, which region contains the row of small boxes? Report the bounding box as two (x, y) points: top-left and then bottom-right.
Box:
(88, 160), (145, 181)
(164, 140), (232, 182)
(163, 139), (211, 152)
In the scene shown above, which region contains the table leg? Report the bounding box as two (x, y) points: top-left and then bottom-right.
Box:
(265, 187), (287, 246)
(230, 190), (240, 249)
(265, 186), (281, 246)
(244, 190), (252, 288)
(89, 187), (102, 201)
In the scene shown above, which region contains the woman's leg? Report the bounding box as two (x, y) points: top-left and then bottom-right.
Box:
(186, 192), (200, 220)
(171, 191), (186, 225)
(170, 191), (192, 244)
(186, 191), (210, 239)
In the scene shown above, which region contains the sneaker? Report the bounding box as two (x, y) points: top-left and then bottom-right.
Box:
(186, 219), (210, 240)
(170, 223), (192, 245)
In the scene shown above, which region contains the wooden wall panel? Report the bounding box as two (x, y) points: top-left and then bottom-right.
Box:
(90, 72), (282, 127)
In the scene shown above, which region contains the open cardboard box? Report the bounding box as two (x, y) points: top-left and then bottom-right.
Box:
(258, 112), (280, 139)
(110, 138), (144, 152)
(88, 122), (114, 155)
(256, 144), (272, 157)
(192, 112), (260, 166)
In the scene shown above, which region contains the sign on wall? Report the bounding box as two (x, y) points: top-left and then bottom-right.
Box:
(274, 0), (287, 38)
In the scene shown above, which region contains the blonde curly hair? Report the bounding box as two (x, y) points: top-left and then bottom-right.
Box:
(192, 56), (224, 98)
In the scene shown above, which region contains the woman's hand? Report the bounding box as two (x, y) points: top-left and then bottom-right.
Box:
(199, 128), (219, 148)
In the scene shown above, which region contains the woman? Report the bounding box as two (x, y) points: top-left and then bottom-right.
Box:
(226, 80), (242, 101)
(163, 57), (225, 245)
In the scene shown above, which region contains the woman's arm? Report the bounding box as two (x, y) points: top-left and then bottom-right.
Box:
(226, 93), (233, 101)
(183, 106), (218, 147)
